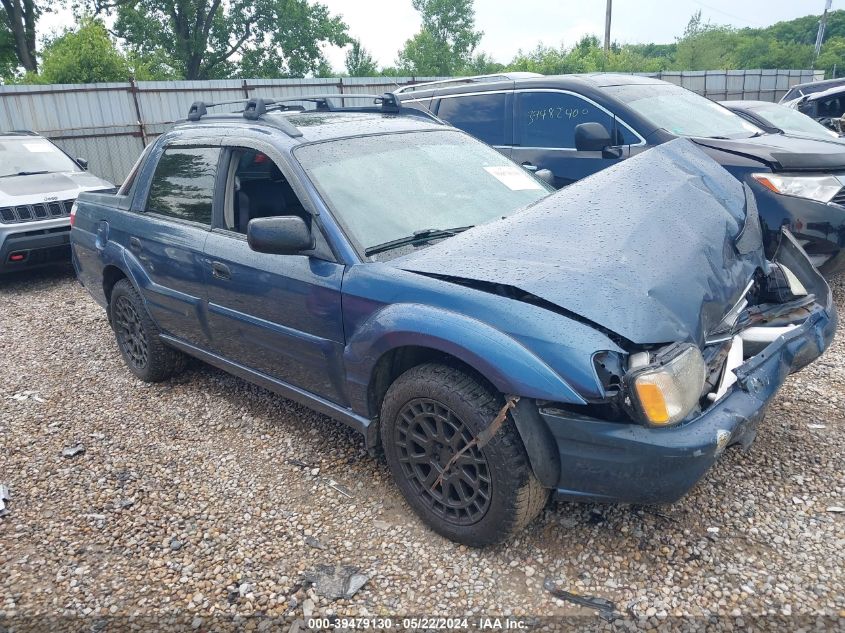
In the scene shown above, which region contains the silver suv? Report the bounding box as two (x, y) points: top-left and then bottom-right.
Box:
(0, 131), (113, 273)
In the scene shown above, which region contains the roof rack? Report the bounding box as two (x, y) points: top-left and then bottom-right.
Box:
(185, 92), (437, 137)
(393, 72), (543, 94)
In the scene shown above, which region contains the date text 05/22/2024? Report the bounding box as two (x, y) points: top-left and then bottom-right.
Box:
(307, 617), (529, 630)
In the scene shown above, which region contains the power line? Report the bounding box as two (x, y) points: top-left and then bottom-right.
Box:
(688, 0), (763, 27)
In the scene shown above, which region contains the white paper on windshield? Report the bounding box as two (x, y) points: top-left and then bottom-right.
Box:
(484, 165), (543, 191)
(23, 142), (53, 153)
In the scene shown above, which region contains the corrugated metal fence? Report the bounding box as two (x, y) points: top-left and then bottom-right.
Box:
(0, 77), (445, 185)
(0, 69), (825, 185)
(643, 68), (824, 101)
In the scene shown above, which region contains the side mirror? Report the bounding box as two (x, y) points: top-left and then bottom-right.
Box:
(76, 158), (89, 170)
(574, 122), (613, 152)
(535, 168), (555, 186)
(247, 216), (314, 255)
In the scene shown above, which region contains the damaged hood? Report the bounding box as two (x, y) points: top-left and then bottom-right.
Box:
(692, 133), (845, 171)
(390, 138), (766, 346)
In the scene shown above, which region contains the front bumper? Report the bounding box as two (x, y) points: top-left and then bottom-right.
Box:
(0, 221), (72, 273)
(541, 238), (837, 505)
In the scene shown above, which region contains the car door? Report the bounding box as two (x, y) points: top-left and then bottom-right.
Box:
(511, 90), (645, 188)
(119, 143), (219, 344)
(202, 145), (348, 404)
(433, 91), (513, 158)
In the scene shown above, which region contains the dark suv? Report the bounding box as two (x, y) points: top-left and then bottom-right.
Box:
(397, 73), (845, 276)
(71, 93), (835, 546)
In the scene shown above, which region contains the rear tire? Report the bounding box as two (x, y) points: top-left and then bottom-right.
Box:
(109, 279), (186, 382)
(380, 363), (548, 546)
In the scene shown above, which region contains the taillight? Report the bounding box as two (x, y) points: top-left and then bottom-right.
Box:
(69, 202), (78, 226)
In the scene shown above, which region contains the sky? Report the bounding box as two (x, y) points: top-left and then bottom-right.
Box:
(39, 0), (833, 71)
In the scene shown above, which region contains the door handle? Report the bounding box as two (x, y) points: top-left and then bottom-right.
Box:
(129, 236), (141, 251)
(211, 261), (231, 280)
(521, 162), (538, 172)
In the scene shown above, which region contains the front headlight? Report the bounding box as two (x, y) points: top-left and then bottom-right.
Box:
(626, 344), (706, 427)
(752, 173), (842, 203)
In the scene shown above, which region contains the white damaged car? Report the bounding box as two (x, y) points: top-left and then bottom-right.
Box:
(0, 131), (113, 274)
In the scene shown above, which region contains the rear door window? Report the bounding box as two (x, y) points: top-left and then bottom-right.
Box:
(516, 91), (640, 149)
(145, 146), (219, 225)
(435, 93), (508, 146)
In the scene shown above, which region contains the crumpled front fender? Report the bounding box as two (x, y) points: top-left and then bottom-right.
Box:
(343, 302), (586, 417)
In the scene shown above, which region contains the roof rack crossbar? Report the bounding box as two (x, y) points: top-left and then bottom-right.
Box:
(259, 93), (402, 114)
(242, 97), (303, 137)
(187, 99), (252, 122)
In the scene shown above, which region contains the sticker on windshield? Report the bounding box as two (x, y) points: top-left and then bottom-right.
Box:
(484, 165), (544, 191)
(23, 143), (53, 153)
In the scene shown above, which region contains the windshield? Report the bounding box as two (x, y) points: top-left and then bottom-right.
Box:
(750, 103), (839, 139)
(0, 137), (80, 177)
(803, 80), (845, 97)
(295, 130), (551, 258)
(605, 83), (762, 139)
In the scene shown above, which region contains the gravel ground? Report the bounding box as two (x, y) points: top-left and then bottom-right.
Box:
(1, 265), (844, 628)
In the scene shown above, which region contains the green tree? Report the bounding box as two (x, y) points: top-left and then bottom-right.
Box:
(672, 11), (737, 70)
(397, 0), (482, 75)
(92, 0), (349, 79)
(344, 38), (377, 76)
(0, 0), (54, 73)
(464, 52), (504, 75)
(816, 36), (845, 77)
(506, 36), (662, 75)
(34, 18), (130, 84)
(0, 19), (19, 78)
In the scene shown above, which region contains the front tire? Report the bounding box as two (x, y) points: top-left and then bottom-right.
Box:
(109, 279), (186, 382)
(380, 363), (548, 546)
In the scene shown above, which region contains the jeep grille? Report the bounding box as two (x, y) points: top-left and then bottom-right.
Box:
(0, 199), (75, 224)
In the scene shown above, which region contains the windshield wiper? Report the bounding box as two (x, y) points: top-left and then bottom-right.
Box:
(365, 225), (474, 256)
(0, 170), (51, 178)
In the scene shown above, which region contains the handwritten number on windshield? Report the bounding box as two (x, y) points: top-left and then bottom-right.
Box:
(527, 107), (590, 125)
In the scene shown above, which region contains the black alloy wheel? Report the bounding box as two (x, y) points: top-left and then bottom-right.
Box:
(380, 363), (549, 546)
(113, 294), (148, 369)
(108, 279), (186, 382)
(394, 397), (492, 525)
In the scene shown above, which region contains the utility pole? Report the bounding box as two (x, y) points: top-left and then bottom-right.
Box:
(604, 0), (613, 52)
(814, 0), (833, 63)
